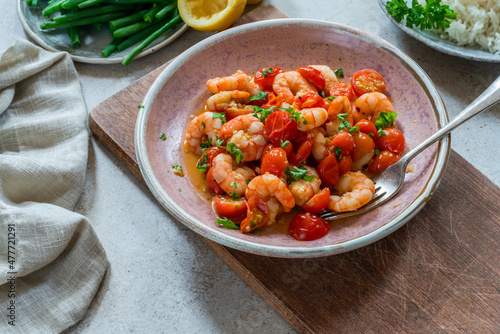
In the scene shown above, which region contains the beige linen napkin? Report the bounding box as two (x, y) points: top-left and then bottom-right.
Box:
(0, 39), (108, 333)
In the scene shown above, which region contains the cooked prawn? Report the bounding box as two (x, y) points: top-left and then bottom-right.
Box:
(220, 115), (268, 161)
(206, 90), (251, 111)
(311, 128), (330, 161)
(288, 166), (321, 206)
(353, 92), (394, 124)
(309, 65), (339, 93)
(273, 71), (317, 104)
(184, 111), (223, 154)
(246, 173), (295, 212)
(207, 70), (251, 93)
(212, 153), (256, 196)
(206, 70), (262, 96)
(325, 96), (353, 137)
(298, 107), (328, 131)
(328, 171), (375, 212)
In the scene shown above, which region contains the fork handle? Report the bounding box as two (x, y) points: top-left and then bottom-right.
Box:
(400, 75), (500, 167)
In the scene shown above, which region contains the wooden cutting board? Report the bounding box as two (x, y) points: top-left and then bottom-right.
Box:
(89, 6), (500, 333)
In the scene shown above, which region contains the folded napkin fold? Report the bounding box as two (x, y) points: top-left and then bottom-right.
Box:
(0, 39), (108, 333)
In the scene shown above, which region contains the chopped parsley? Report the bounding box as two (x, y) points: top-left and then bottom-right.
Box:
(368, 133), (374, 137)
(159, 133), (167, 140)
(280, 139), (290, 149)
(212, 112), (226, 125)
(215, 137), (225, 148)
(230, 192), (241, 200)
(171, 164), (183, 172)
(230, 181), (238, 189)
(334, 68), (344, 78)
(334, 147), (342, 161)
(326, 96), (336, 101)
(215, 217), (240, 230)
(138, 105), (144, 109)
(375, 111), (397, 137)
(201, 121), (205, 128)
(337, 113), (359, 134)
(284, 107), (307, 124)
(250, 230), (262, 235)
(226, 142), (244, 163)
(199, 137), (212, 152)
(252, 105), (275, 123)
(249, 90), (267, 101)
(196, 154), (208, 173)
(262, 67), (274, 78)
(245, 179), (251, 185)
(286, 166), (316, 183)
(374, 149), (381, 155)
(375, 111), (398, 129)
(386, 0), (456, 31)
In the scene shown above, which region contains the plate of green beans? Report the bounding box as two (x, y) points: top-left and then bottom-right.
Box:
(17, 0), (188, 65)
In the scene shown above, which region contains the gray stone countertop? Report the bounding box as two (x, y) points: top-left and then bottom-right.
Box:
(2, 0), (499, 333)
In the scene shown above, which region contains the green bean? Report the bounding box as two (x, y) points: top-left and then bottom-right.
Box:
(40, 12), (128, 29)
(116, 17), (167, 51)
(101, 37), (125, 57)
(143, 4), (163, 23)
(42, 0), (66, 17)
(112, 20), (152, 38)
(53, 5), (133, 23)
(104, 0), (169, 4)
(77, 0), (105, 8)
(108, 9), (149, 30)
(61, 0), (88, 10)
(122, 14), (182, 66)
(155, 2), (175, 20)
(66, 27), (81, 47)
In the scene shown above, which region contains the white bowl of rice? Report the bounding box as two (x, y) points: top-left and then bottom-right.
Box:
(379, 0), (500, 62)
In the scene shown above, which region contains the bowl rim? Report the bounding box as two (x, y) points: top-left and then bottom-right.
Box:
(135, 18), (450, 258)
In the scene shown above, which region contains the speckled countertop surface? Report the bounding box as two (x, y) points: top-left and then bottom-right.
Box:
(2, 0), (499, 333)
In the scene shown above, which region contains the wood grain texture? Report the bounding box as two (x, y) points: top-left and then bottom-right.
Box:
(89, 6), (500, 333)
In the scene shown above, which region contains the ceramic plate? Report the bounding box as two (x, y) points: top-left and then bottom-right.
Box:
(17, 0), (188, 64)
(378, 0), (500, 63)
(136, 19), (450, 258)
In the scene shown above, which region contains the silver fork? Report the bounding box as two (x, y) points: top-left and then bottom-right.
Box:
(320, 76), (500, 220)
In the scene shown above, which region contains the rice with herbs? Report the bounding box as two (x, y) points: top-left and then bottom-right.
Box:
(435, 0), (500, 54)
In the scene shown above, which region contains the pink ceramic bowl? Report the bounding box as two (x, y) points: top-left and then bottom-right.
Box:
(135, 19), (449, 258)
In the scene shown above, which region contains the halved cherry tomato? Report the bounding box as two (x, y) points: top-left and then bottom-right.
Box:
(355, 119), (378, 138)
(329, 132), (355, 157)
(206, 166), (224, 195)
(351, 132), (375, 163)
(265, 110), (299, 146)
(302, 188), (330, 213)
(368, 150), (402, 174)
(338, 155), (352, 176)
(377, 127), (405, 153)
(204, 146), (227, 166)
(261, 147), (288, 177)
(294, 92), (325, 109)
(240, 196), (269, 233)
(351, 69), (386, 97)
(317, 153), (339, 187)
(262, 142), (294, 162)
(212, 195), (247, 218)
(288, 212), (330, 241)
(262, 92), (283, 109)
(254, 67), (283, 89)
(296, 66), (326, 91)
(329, 83), (354, 101)
(290, 134), (313, 166)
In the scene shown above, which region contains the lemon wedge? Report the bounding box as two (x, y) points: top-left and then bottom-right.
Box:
(178, 0), (247, 32)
